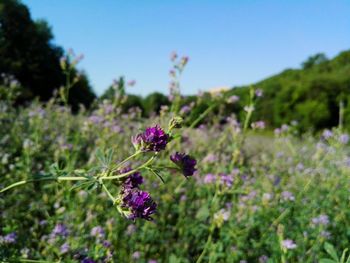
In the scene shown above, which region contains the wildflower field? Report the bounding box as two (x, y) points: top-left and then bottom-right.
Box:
(1, 73), (350, 263)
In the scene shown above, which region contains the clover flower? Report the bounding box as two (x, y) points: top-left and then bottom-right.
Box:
(220, 173), (234, 187)
(51, 223), (69, 238)
(311, 214), (329, 226)
(281, 239), (297, 250)
(170, 152), (197, 177)
(203, 173), (216, 184)
(132, 251), (141, 259)
(339, 134), (349, 144)
(251, 121), (265, 130)
(281, 191), (295, 202)
(259, 255), (269, 263)
(255, 89), (263, 97)
(90, 226), (105, 239)
(121, 188), (157, 220)
(2, 232), (17, 244)
(102, 240), (112, 248)
(120, 167), (144, 189)
(227, 95), (239, 104)
(60, 242), (70, 254)
(322, 129), (333, 139)
(132, 125), (168, 152)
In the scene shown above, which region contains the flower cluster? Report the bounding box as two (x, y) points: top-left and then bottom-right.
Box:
(132, 125), (169, 152)
(118, 168), (157, 220)
(121, 189), (157, 220)
(170, 152), (197, 177)
(118, 125), (197, 220)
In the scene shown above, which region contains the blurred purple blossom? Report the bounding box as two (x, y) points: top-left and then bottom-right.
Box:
(2, 232), (17, 244)
(203, 173), (216, 184)
(132, 251), (141, 259)
(281, 191), (295, 202)
(51, 223), (69, 238)
(220, 173), (234, 187)
(282, 239), (297, 249)
(339, 134), (349, 144)
(60, 242), (70, 254)
(255, 89), (263, 97)
(311, 214), (329, 226)
(322, 129), (333, 139)
(170, 152), (197, 177)
(90, 226), (105, 239)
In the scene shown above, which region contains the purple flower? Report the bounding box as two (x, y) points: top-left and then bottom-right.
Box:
(170, 152), (197, 177)
(127, 80), (136, 86)
(51, 223), (69, 238)
(274, 128), (282, 135)
(102, 240), (112, 248)
(259, 255), (269, 263)
(311, 214), (329, 226)
(88, 115), (104, 125)
(220, 173), (234, 187)
(122, 189), (157, 220)
(180, 105), (191, 115)
(320, 230), (331, 239)
(281, 191), (295, 202)
(203, 173), (216, 184)
(170, 51), (178, 62)
(227, 95), (239, 104)
(60, 242), (70, 254)
(282, 239), (297, 250)
(3, 232), (17, 244)
(90, 226), (105, 239)
(214, 208), (231, 221)
(81, 259), (96, 263)
(120, 167), (144, 189)
(132, 125), (169, 152)
(148, 260), (158, 263)
(339, 134), (349, 144)
(255, 89), (263, 97)
(251, 121), (265, 130)
(132, 251), (141, 259)
(322, 129), (333, 139)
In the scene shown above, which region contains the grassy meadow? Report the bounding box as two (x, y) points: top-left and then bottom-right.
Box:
(1, 85), (350, 263)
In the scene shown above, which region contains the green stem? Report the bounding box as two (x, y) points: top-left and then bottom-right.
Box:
(101, 183), (116, 203)
(0, 176), (89, 194)
(196, 225), (214, 263)
(113, 151), (141, 171)
(190, 103), (216, 129)
(104, 155), (156, 180)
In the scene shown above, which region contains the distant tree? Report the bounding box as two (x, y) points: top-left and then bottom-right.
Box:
(143, 92), (170, 116)
(301, 53), (328, 69)
(0, 0), (95, 108)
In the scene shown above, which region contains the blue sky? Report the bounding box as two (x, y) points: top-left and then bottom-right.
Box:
(23, 0), (350, 96)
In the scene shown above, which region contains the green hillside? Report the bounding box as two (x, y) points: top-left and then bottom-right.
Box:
(230, 50), (350, 131)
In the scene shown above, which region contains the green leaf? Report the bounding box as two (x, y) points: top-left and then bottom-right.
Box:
(195, 205), (210, 221)
(340, 248), (348, 263)
(320, 259), (337, 263)
(149, 169), (165, 184)
(169, 254), (181, 263)
(324, 243), (339, 262)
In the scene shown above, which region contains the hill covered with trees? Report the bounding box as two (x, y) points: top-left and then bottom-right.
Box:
(228, 50), (350, 131)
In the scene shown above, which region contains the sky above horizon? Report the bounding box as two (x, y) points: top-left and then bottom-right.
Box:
(23, 0), (350, 96)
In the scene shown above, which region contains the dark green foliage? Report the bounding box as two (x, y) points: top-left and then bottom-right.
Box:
(142, 92), (170, 116)
(302, 53), (328, 69)
(0, 0), (95, 108)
